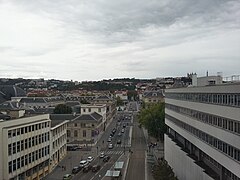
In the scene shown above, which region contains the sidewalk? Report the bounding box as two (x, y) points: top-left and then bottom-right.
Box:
(142, 128), (164, 180)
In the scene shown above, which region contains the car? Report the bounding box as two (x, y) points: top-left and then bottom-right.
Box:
(103, 155), (110, 162)
(83, 165), (92, 173)
(121, 129), (125, 133)
(108, 143), (113, 149)
(87, 156), (94, 162)
(118, 132), (122, 136)
(99, 152), (105, 158)
(63, 174), (72, 180)
(117, 139), (121, 144)
(92, 165), (101, 172)
(107, 137), (112, 142)
(112, 128), (117, 133)
(79, 160), (89, 167)
(123, 123), (126, 128)
(72, 166), (81, 174)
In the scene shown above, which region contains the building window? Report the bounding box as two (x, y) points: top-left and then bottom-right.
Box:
(83, 108), (86, 112)
(67, 130), (71, 137)
(8, 161), (12, 173)
(88, 108), (91, 112)
(8, 144), (12, 156)
(83, 130), (86, 137)
(74, 130), (78, 137)
(74, 123), (77, 127)
(98, 108), (101, 112)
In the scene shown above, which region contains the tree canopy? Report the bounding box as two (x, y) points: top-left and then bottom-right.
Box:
(138, 102), (166, 140)
(153, 160), (178, 180)
(53, 104), (72, 114)
(116, 96), (124, 106)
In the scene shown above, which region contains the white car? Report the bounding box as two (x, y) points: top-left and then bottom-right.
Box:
(108, 137), (112, 142)
(100, 152), (105, 158)
(79, 160), (89, 167)
(87, 156), (94, 162)
(108, 143), (113, 149)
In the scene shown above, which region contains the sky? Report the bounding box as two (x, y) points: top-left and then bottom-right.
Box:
(0, 0), (240, 81)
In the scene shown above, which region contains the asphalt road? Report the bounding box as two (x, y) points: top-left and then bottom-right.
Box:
(126, 102), (147, 180)
(72, 110), (133, 180)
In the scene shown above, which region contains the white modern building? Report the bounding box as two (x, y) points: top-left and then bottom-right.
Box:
(50, 120), (68, 170)
(164, 83), (240, 180)
(0, 114), (51, 180)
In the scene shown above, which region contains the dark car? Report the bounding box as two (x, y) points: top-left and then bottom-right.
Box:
(83, 165), (92, 173)
(72, 166), (81, 174)
(103, 155), (110, 162)
(117, 139), (121, 144)
(92, 165), (101, 172)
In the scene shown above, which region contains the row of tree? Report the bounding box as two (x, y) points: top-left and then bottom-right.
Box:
(138, 102), (166, 141)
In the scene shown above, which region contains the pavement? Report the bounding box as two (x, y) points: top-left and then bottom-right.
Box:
(142, 127), (164, 180)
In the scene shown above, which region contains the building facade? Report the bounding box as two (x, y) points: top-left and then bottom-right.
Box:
(50, 120), (68, 170)
(0, 114), (51, 180)
(165, 83), (240, 180)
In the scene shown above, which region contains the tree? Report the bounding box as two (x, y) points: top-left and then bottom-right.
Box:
(54, 104), (72, 114)
(153, 160), (178, 180)
(138, 102), (166, 140)
(116, 96), (124, 106)
(127, 90), (138, 101)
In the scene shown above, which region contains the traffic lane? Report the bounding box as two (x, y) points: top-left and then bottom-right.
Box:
(126, 114), (146, 180)
(73, 153), (122, 180)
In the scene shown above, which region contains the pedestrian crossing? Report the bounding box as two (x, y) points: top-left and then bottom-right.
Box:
(114, 144), (131, 148)
(104, 150), (124, 155)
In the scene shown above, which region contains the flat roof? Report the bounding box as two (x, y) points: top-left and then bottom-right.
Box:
(114, 161), (124, 169)
(105, 170), (121, 177)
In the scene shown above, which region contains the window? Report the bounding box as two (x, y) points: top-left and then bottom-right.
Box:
(13, 159), (16, 171)
(74, 130), (78, 137)
(8, 161), (12, 173)
(98, 108), (101, 112)
(8, 130), (12, 138)
(12, 142), (16, 154)
(17, 141), (20, 152)
(88, 108), (91, 112)
(83, 130), (86, 137)
(8, 144), (12, 156)
(74, 123), (77, 127)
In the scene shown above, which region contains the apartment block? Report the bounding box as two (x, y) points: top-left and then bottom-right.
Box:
(50, 120), (68, 170)
(164, 83), (240, 180)
(0, 114), (51, 180)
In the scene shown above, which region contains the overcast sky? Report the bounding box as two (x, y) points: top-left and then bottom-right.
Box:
(0, 0), (239, 81)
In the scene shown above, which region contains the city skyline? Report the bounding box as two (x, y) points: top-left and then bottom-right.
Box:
(0, 0), (240, 81)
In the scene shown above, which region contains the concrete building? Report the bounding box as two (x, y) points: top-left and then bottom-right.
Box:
(0, 114), (51, 180)
(50, 120), (68, 171)
(164, 83), (240, 180)
(192, 74), (223, 87)
(142, 90), (164, 104)
(66, 112), (103, 145)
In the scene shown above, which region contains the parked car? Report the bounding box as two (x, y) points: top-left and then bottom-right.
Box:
(123, 123), (126, 128)
(87, 156), (94, 162)
(83, 165), (92, 173)
(108, 143), (113, 149)
(92, 165), (101, 172)
(108, 137), (112, 142)
(63, 174), (72, 180)
(121, 129), (125, 133)
(118, 132), (122, 136)
(99, 152), (105, 158)
(79, 160), (89, 167)
(117, 139), (121, 144)
(103, 155), (110, 162)
(72, 166), (81, 174)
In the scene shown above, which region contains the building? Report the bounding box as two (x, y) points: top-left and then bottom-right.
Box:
(164, 83), (240, 180)
(66, 112), (103, 145)
(50, 120), (68, 170)
(142, 90), (164, 104)
(0, 101), (25, 119)
(192, 73), (223, 87)
(0, 114), (51, 180)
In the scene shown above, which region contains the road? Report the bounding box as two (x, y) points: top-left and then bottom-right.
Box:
(72, 110), (133, 180)
(126, 102), (147, 180)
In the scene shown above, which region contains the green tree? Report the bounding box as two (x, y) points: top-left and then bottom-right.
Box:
(153, 160), (178, 180)
(54, 104), (72, 114)
(127, 90), (138, 101)
(116, 96), (124, 106)
(138, 102), (166, 140)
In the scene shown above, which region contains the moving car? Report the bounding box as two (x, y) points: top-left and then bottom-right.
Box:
(117, 139), (121, 144)
(92, 165), (101, 172)
(83, 165), (92, 173)
(108, 143), (113, 149)
(121, 129), (125, 133)
(79, 160), (89, 167)
(99, 152), (105, 158)
(118, 132), (122, 136)
(72, 166), (81, 174)
(87, 156), (94, 162)
(103, 155), (110, 162)
(108, 137), (112, 142)
(63, 174), (72, 180)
